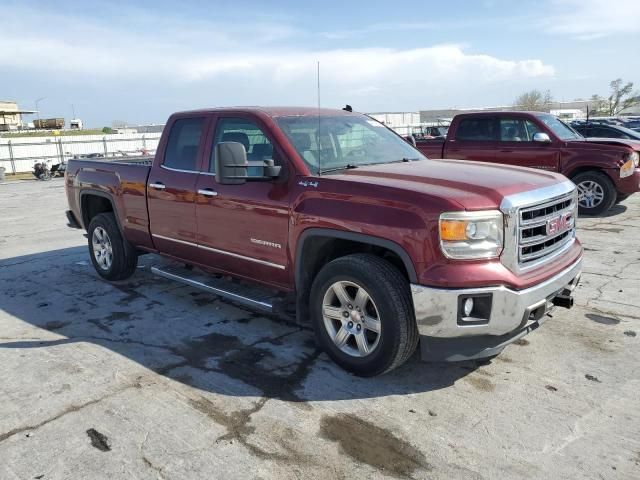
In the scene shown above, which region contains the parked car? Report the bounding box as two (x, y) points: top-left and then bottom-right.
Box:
(414, 112), (640, 215)
(571, 122), (640, 141)
(65, 107), (582, 376)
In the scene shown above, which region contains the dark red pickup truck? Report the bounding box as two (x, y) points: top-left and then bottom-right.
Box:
(414, 112), (640, 215)
(65, 107), (582, 376)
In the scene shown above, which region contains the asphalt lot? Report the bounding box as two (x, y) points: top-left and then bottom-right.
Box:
(0, 178), (639, 480)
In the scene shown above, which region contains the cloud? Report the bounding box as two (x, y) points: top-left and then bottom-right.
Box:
(0, 3), (555, 122)
(543, 0), (640, 39)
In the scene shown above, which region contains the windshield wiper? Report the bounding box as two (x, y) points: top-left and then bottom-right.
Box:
(318, 163), (359, 174)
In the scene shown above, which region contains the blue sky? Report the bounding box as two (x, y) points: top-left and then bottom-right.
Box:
(2, 0), (638, 127)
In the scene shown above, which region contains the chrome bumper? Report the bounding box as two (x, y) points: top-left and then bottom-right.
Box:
(411, 256), (582, 339)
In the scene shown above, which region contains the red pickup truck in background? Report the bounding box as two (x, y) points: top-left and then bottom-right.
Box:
(65, 107), (582, 376)
(414, 112), (640, 215)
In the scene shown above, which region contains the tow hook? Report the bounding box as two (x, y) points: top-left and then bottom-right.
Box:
(552, 294), (574, 309)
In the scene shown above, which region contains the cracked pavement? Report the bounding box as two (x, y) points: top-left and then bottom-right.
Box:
(0, 179), (639, 479)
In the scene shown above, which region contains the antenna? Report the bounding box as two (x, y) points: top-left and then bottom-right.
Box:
(317, 60), (321, 176)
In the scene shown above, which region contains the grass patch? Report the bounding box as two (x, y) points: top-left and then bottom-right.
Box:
(1, 129), (106, 138)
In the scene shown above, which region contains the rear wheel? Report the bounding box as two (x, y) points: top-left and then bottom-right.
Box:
(88, 213), (138, 281)
(572, 171), (616, 216)
(310, 253), (418, 376)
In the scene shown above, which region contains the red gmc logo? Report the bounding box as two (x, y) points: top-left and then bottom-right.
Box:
(546, 212), (574, 236)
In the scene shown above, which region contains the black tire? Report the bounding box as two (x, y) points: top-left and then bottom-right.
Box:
(572, 171), (616, 216)
(310, 253), (418, 376)
(87, 212), (138, 281)
(615, 193), (629, 205)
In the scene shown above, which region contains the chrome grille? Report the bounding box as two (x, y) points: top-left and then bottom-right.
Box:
(517, 191), (577, 267)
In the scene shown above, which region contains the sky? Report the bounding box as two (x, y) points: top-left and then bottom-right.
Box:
(1, 0), (639, 127)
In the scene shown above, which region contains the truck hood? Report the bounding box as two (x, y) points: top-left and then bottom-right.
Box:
(332, 159), (566, 211)
(581, 137), (640, 151)
(564, 138), (635, 153)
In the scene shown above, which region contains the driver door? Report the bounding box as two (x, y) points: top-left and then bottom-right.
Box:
(194, 115), (291, 287)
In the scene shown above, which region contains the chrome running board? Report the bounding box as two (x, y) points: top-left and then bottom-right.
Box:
(151, 264), (274, 313)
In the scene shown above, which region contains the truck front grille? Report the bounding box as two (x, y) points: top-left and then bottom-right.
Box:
(517, 192), (577, 267)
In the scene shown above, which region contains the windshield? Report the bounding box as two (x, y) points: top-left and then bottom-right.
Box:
(535, 113), (582, 140)
(276, 115), (426, 173)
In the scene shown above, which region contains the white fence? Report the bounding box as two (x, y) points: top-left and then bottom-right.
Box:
(0, 132), (162, 173)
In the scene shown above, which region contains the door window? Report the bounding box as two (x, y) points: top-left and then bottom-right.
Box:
(210, 118), (276, 176)
(455, 118), (498, 141)
(163, 117), (205, 171)
(499, 118), (529, 141)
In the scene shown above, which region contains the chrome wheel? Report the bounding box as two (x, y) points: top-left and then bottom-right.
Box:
(92, 226), (113, 271)
(577, 180), (604, 209)
(322, 280), (381, 357)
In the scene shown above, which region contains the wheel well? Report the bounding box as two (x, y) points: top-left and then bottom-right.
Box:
(81, 194), (114, 229)
(567, 166), (605, 180)
(295, 235), (413, 324)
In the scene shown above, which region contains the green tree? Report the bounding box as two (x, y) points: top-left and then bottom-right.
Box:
(513, 90), (553, 111)
(101, 126), (114, 134)
(591, 79), (640, 116)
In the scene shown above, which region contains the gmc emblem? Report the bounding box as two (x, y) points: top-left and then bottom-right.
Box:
(546, 212), (573, 236)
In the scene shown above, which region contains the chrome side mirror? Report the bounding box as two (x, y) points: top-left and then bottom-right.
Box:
(533, 132), (552, 143)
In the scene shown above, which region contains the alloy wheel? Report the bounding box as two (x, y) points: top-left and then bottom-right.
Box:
(321, 280), (381, 357)
(92, 226), (113, 271)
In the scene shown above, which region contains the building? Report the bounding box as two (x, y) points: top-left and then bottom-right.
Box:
(0, 101), (38, 131)
(0, 101), (21, 131)
(418, 100), (603, 124)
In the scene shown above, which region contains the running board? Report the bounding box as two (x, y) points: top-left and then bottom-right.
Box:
(151, 265), (275, 313)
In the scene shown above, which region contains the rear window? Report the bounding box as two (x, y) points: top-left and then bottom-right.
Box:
(163, 117), (205, 171)
(455, 118), (498, 141)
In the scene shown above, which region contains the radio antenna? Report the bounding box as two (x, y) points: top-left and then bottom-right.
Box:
(317, 60), (321, 176)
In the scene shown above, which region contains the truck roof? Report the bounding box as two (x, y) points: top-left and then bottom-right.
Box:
(172, 106), (357, 118)
(453, 111), (550, 118)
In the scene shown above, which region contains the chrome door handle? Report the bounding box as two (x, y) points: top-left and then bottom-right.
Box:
(198, 188), (218, 197)
(150, 182), (166, 190)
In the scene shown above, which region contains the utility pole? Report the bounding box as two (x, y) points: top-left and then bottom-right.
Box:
(35, 97), (46, 124)
(71, 103), (76, 119)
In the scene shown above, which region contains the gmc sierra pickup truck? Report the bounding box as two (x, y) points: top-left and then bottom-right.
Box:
(65, 107), (583, 376)
(414, 112), (640, 215)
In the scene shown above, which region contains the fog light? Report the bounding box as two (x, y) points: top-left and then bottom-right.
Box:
(463, 298), (474, 317)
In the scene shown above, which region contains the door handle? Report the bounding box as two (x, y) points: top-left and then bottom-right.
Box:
(198, 188), (218, 197)
(499, 150), (514, 153)
(149, 182), (166, 190)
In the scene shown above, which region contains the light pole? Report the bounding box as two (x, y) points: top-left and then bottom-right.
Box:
(35, 97), (46, 125)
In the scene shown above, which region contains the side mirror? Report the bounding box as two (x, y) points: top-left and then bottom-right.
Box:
(404, 135), (416, 146)
(215, 142), (248, 185)
(533, 132), (552, 144)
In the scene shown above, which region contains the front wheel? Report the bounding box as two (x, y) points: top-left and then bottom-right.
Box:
(87, 212), (138, 281)
(310, 254), (419, 376)
(572, 171), (616, 216)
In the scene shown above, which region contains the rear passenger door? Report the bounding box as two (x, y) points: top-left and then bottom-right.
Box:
(447, 117), (500, 162)
(147, 116), (207, 261)
(194, 115), (291, 287)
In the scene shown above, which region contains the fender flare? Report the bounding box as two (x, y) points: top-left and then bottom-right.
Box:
(79, 189), (123, 232)
(294, 227), (418, 290)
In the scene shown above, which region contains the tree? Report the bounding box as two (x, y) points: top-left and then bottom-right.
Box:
(101, 126), (114, 134)
(513, 90), (553, 111)
(604, 78), (640, 116)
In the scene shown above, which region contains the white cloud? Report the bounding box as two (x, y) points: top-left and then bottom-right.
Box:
(543, 0), (640, 39)
(0, 4), (555, 120)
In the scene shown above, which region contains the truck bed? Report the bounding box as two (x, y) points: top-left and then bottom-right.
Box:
(66, 156), (153, 249)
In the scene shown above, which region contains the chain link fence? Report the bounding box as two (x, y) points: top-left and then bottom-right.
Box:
(0, 132), (162, 174)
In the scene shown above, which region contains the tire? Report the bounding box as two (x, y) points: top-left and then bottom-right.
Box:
(87, 212), (138, 281)
(310, 253), (419, 376)
(615, 193), (629, 205)
(572, 171), (616, 216)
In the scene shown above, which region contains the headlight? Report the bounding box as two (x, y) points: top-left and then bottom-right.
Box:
(620, 151), (638, 178)
(439, 211), (504, 259)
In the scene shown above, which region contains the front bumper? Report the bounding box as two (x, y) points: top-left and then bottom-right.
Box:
(411, 256), (582, 360)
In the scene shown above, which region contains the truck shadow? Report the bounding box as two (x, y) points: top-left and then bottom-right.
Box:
(0, 247), (482, 403)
